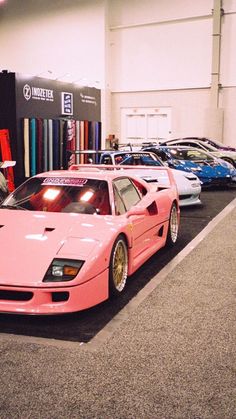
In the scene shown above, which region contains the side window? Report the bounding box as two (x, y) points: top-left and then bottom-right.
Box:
(113, 186), (126, 215)
(187, 142), (201, 149)
(101, 155), (112, 165)
(113, 177), (141, 213)
(180, 141), (191, 147)
(187, 150), (209, 161)
(156, 150), (168, 161)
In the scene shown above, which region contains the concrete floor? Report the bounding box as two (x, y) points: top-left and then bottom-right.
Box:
(0, 198), (236, 419)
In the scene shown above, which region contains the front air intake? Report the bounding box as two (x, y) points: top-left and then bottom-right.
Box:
(0, 290), (33, 301)
(52, 292), (69, 302)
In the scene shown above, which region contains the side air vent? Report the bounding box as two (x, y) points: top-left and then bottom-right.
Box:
(157, 226), (164, 237)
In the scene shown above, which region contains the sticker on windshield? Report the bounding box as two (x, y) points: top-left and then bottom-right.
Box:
(42, 177), (88, 187)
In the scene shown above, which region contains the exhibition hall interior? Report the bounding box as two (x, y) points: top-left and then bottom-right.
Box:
(0, 1), (235, 418)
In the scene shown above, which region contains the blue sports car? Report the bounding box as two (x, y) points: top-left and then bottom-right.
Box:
(142, 145), (236, 186)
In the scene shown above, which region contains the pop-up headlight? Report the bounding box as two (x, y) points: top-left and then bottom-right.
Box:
(43, 259), (84, 282)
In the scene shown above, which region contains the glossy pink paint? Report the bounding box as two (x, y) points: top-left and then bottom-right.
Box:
(0, 167), (179, 314)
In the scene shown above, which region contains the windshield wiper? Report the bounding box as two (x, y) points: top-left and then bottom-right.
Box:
(0, 204), (29, 211)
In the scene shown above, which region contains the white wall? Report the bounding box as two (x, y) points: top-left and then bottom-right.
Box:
(111, 88), (211, 140)
(1, 0), (236, 147)
(110, 19), (212, 92)
(109, 0), (213, 26)
(109, 0), (213, 91)
(108, 0), (236, 146)
(0, 0), (105, 86)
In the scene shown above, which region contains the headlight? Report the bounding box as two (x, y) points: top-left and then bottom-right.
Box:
(219, 159), (234, 169)
(184, 173), (197, 181)
(191, 167), (202, 172)
(43, 259), (84, 282)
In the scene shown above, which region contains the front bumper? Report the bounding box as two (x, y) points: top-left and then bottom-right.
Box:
(179, 193), (201, 207)
(0, 269), (108, 314)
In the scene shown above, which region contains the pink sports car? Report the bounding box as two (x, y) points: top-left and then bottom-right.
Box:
(0, 165), (179, 314)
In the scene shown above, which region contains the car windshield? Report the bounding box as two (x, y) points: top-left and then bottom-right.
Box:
(205, 139), (225, 149)
(115, 153), (162, 166)
(168, 148), (214, 162)
(199, 142), (217, 151)
(1, 176), (111, 215)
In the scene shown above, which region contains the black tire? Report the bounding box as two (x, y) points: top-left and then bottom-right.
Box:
(109, 235), (128, 296)
(166, 202), (179, 247)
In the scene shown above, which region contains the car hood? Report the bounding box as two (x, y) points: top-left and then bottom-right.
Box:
(0, 210), (115, 287)
(178, 160), (232, 177)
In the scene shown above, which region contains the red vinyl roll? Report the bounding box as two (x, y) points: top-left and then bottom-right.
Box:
(84, 120), (89, 163)
(0, 129), (15, 191)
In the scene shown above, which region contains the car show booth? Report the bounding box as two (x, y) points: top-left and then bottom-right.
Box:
(0, 71), (101, 185)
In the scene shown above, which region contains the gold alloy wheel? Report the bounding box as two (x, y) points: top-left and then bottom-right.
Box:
(112, 239), (128, 292)
(170, 204), (178, 243)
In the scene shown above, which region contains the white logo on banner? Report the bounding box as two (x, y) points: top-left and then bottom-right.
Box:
(23, 84), (54, 102)
(23, 84), (31, 101)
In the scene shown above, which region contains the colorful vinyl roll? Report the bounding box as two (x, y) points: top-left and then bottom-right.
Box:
(43, 119), (48, 172)
(53, 119), (60, 170)
(95, 122), (100, 163)
(37, 118), (43, 173)
(84, 121), (89, 163)
(30, 118), (37, 176)
(59, 119), (64, 169)
(48, 119), (53, 171)
(76, 120), (80, 164)
(80, 121), (84, 164)
(23, 118), (30, 177)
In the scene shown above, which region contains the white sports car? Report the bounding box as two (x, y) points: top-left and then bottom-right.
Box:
(99, 151), (202, 207)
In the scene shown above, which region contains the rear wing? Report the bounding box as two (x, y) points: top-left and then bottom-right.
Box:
(69, 164), (176, 189)
(68, 144), (160, 154)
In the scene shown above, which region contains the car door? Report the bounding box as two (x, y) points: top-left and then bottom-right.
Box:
(113, 177), (166, 263)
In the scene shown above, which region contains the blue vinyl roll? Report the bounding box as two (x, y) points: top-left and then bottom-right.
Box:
(30, 118), (36, 176)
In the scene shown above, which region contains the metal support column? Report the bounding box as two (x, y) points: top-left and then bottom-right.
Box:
(211, 0), (223, 107)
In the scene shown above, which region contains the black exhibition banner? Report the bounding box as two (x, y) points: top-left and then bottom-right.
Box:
(0, 71), (102, 185)
(15, 73), (101, 121)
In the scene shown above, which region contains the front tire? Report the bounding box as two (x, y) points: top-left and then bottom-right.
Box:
(166, 203), (179, 247)
(109, 235), (128, 296)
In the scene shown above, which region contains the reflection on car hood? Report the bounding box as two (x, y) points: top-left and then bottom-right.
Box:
(0, 210), (115, 287)
(179, 160), (234, 176)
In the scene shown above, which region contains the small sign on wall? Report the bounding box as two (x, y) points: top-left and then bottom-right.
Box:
(61, 92), (73, 115)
